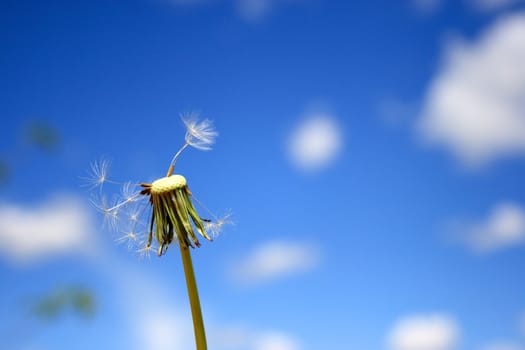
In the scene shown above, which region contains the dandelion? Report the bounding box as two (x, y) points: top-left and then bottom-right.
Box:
(87, 114), (228, 350)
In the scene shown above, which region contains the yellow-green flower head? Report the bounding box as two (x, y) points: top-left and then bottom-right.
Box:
(150, 175), (187, 194)
(140, 174), (212, 256)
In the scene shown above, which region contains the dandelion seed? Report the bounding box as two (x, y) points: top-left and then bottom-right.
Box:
(97, 195), (130, 231)
(128, 203), (148, 229)
(182, 113), (218, 151)
(120, 181), (141, 204)
(83, 158), (111, 189)
(115, 230), (139, 249)
(166, 113), (218, 175)
(204, 211), (233, 238)
(108, 207), (120, 230)
(90, 194), (116, 230)
(129, 210), (139, 223)
(137, 244), (155, 260)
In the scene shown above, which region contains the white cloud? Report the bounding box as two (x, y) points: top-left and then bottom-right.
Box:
(231, 240), (320, 285)
(253, 331), (301, 350)
(211, 326), (301, 350)
(111, 262), (302, 350)
(417, 13), (525, 167)
(104, 261), (194, 350)
(0, 194), (95, 264)
(210, 325), (254, 349)
(481, 342), (525, 350)
(287, 114), (343, 171)
(387, 314), (460, 350)
(0, 194), (301, 349)
(458, 202), (525, 253)
(139, 309), (191, 350)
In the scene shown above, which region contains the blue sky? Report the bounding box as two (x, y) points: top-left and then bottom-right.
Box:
(2, 0), (525, 349)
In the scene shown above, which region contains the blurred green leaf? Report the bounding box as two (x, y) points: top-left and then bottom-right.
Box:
(23, 121), (60, 152)
(31, 287), (95, 321)
(32, 292), (69, 320)
(72, 289), (95, 317)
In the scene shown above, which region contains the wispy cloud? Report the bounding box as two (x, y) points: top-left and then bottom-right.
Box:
(139, 308), (192, 350)
(168, 0), (208, 4)
(230, 240), (320, 285)
(469, 0), (524, 12)
(454, 202), (525, 253)
(518, 311), (525, 336)
(253, 331), (301, 350)
(0, 194), (96, 264)
(411, 0), (444, 15)
(211, 326), (301, 350)
(104, 261), (193, 350)
(235, 0), (274, 22)
(287, 113), (343, 171)
(378, 97), (418, 128)
(481, 342), (525, 350)
(386, 313), (460, 350)
(165, 0), (299, 22)
(416, 13), (525, 167)
(111, 261), (302, 350)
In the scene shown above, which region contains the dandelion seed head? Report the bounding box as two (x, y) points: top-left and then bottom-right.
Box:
(182, 113), (218, 151)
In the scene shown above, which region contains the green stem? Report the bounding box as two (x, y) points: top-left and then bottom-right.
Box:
(179, 244), (207, 350)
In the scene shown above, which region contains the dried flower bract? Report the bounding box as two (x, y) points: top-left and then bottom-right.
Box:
(140, 175), (212, 256)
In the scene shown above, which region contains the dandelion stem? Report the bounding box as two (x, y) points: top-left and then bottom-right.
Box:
(166, 147), (207, 350)
(179, 245), (207, 350)
(168, 143), (189, 175)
